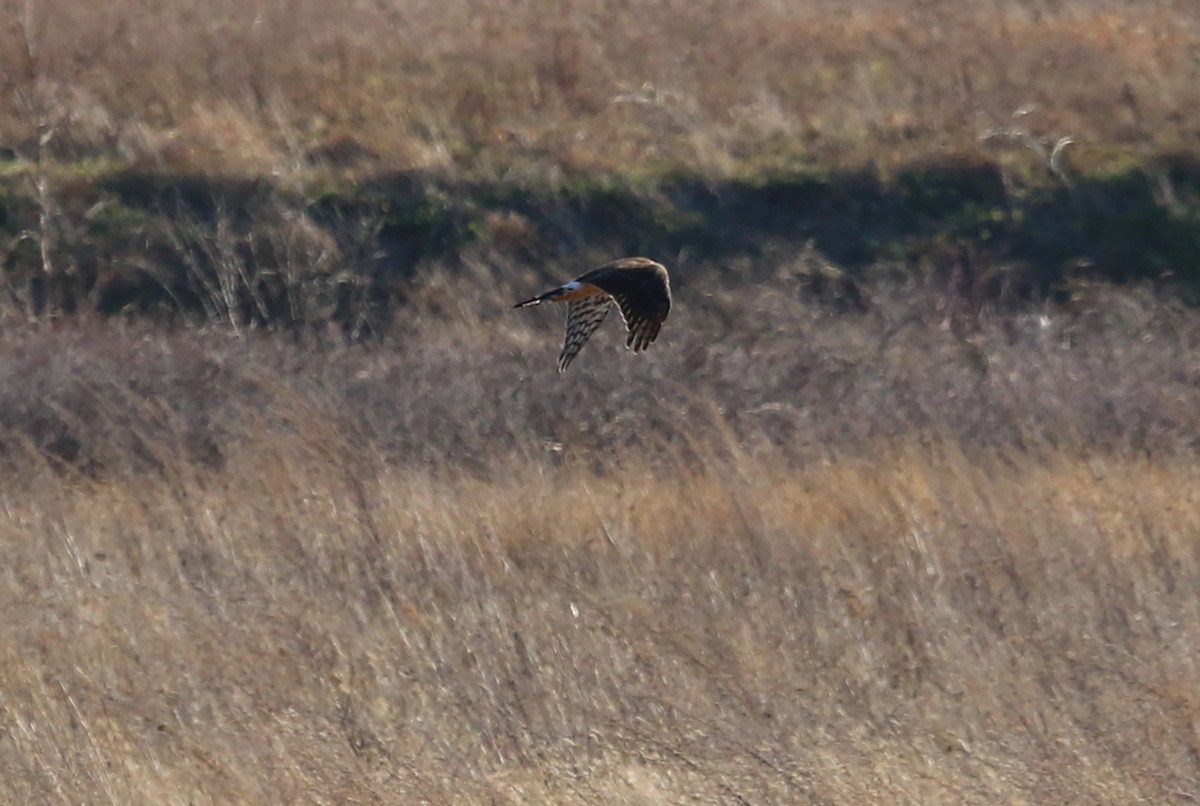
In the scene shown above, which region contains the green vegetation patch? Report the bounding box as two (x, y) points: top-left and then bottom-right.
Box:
(3, 152), (1200, 326)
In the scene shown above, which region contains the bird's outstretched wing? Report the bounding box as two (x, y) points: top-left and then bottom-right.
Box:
(580, 259), (671, 352)
(558, 294), (612, 372)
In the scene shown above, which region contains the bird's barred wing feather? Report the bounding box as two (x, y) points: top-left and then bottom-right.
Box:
(558, 295), (612, 372)
(610, 290), (664, 352)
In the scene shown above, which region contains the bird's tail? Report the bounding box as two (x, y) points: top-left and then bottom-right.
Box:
(513, 287), (564, 308)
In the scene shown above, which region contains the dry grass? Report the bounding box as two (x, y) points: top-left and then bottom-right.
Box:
(1, 0), (1198, 176)
(3, 2), (1200, 801)
(5, 0), (1200, 330)
(2, 419), (1198, 803)
(1, 280), (1199, 802)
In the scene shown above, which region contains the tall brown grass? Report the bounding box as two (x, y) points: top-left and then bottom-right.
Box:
(3, 412), (1199, 803)
(2, 0), (1197, 175)
(1, 279), (1199, 802)
(3, 1), (1200, 800)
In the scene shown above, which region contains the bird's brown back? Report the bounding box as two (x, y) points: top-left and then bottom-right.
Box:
(577, 258), (670, 319)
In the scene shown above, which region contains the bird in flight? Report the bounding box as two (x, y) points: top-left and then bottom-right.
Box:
(514, 257), (671, 372)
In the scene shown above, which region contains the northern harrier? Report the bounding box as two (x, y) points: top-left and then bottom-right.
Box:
(514, 257), (671, 372)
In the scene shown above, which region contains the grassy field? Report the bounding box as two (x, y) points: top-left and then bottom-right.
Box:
(2, 284), (1200, 803)
(2, 0), (1200, 327)
(2, 0), (1198, 174)
(3, 0), (1200, 802)
(4, 426), (1200, 803)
